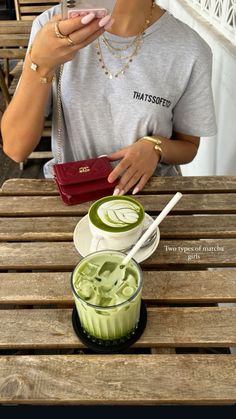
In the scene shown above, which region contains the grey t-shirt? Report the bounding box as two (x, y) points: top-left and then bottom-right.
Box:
(29, 5), (217, 178)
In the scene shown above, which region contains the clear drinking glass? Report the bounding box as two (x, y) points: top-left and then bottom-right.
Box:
(71, 250), (143, 342)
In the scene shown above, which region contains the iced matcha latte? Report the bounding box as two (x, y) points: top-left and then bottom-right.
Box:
(71, 250), (143, 341)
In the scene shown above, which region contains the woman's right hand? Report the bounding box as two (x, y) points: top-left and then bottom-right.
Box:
(1, 12), (113, 163)
(29, 13), (113, 76)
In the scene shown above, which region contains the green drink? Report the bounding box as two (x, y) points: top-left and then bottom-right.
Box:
(71, 250), (143, 341)
(88, 196), (145, 252)
(89, 195), (145, 233)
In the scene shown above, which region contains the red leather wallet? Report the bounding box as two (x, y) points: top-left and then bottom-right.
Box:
(53, 157), (118, 205)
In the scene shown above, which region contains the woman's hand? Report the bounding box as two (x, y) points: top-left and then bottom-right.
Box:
(107, 140), (160, 195)
(30, 13), (113, 76)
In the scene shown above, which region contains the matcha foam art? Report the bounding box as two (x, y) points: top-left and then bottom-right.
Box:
(98, 200), (141, 228)
(89, 195), (144, 233)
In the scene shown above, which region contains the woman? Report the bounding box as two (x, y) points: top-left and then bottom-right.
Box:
(1, 0), (217, 196)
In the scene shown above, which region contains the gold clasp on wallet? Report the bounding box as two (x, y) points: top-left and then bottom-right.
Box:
(79, 166), (90, 173)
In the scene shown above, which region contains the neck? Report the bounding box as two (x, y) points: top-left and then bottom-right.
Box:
(108, 0), (159, 37)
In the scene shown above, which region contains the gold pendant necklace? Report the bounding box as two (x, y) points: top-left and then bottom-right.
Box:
(96, 38), (141, 79)
(96, 2), (156, 80)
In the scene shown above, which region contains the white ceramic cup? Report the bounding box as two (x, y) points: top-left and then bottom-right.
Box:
(88, 196), (145, 253)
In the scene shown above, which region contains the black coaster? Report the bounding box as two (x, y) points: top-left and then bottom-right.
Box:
(72, 300), (147, 354)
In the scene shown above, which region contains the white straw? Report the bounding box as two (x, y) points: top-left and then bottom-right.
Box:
(121, 192), (183, 266)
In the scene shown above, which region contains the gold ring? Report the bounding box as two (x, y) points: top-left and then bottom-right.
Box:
(66, 35), (76, 46)
(54, 21), (67, 39)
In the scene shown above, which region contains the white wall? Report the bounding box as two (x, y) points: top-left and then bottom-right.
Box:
(157, 0), (236, 175)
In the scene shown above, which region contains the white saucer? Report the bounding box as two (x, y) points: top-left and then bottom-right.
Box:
(73, 213), (160, 263)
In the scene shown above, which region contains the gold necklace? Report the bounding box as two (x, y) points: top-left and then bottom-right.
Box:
(102, 32), (139, 54)
(95, 2), (156, 80)
(101, 36), (139, 59)
(96, 38), (141, 79)
(101, 1), (156, 55)
(100, 32), (141, 61)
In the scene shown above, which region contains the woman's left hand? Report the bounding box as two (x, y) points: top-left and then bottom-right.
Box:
(107, 140), (160, 195)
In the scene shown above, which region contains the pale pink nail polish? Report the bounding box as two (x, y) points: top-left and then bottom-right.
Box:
(118, 189), (125, 196)
(81, 12), (96, 24)
(132, 187), (139, 195)
(98, 14), (112, 27)
(104, 17), (115, 30)
(113, 188), (120, 196)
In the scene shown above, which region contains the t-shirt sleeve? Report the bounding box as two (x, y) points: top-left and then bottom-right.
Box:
(173, 45), (217, 137)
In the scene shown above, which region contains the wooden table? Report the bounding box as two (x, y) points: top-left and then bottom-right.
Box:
(0, 176), (236, 405)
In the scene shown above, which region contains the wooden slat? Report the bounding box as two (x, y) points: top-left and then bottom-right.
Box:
(0, 49), (27, 59)
(18, 0), (58, 4)
(0, 34), (29, 47)
(27, 151), (53, 159)
(20, 15), (40, 20)
(44, 119), (52, 127)
(0, 179), (57, 195)
(141, 270), (236, 303)
(0, 240), (236, 270)
(1, 271), (236, 305)
(0, 21), (32, 34)
(0, 307), (235, 348)
(160, 215), (236, 238)
(20, 5), (54, 13)
(143, 176), (236, 193)
(41, 127), (51, 136)
(0, 354), (236, 404)
(0, 216), (80, 241)
(0, 194), (236, 215)
(15, 0), (59, 20)
(1, 177), (236, 195)
(0, 66), (11, 105)
(1, 215), (236, 241)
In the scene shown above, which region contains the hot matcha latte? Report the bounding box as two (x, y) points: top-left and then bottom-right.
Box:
(89, 195), (144, 233)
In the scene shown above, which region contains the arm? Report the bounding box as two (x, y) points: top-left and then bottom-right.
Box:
(1, 14), (110, 163)
(1, 55), (52, 162)
(152, 131), (200, 165)
(107, 132), (200, 195)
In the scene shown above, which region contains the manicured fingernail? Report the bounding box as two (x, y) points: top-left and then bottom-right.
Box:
(81, 12), (96, 24)
(98, 14), (112, 27)
(132, 187), (139, 195)
(113, 188), (120, 196)
(104, 17), (115, 30)
(118, 189), (125, 196)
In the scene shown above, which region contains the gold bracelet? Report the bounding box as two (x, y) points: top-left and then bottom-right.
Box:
(140, 136), (163, 162)
(28, 45), (54, 84)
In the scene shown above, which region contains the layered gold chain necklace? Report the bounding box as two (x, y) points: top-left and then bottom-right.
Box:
(95, 1), (156, 80)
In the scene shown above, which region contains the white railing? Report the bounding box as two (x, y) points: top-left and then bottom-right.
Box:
(185, 0), (236, 43)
